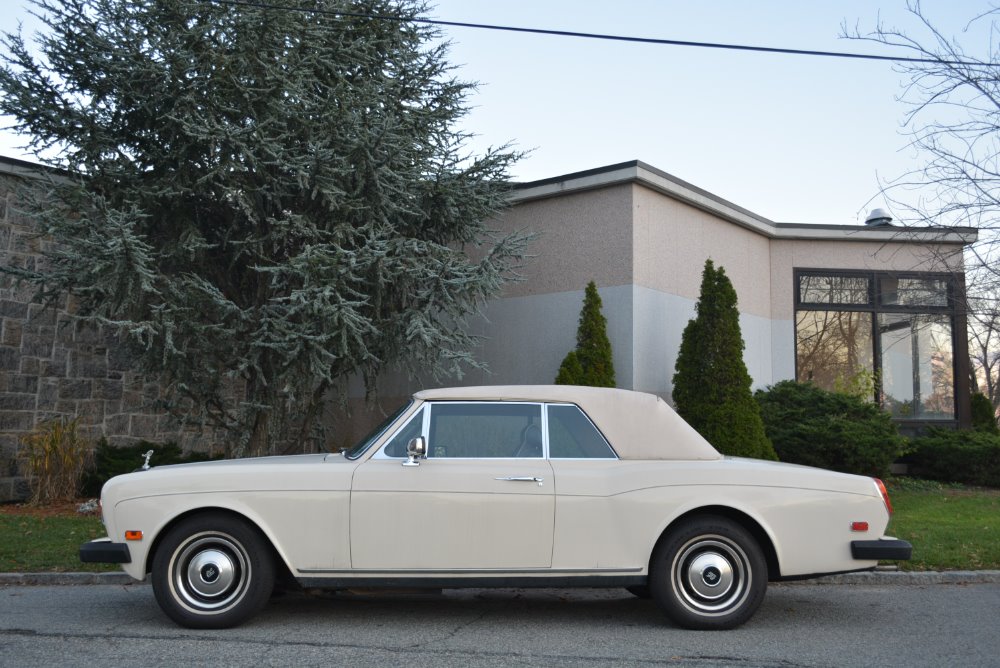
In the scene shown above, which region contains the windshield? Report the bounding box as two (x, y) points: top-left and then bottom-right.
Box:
(343, 399), (413, 460)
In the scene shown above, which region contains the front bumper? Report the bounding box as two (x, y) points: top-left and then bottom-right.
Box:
(79, 538), (131, 564)
(851, 538), (912, 561)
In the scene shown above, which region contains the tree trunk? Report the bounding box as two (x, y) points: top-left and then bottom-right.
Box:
(247, 408), (270, 458)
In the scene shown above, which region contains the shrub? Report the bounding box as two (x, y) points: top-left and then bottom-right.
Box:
(970, 392), (998, 433)
(908, 428), (1000, 488)
(555, 281), (616, 387)
(17, 418), (93, 505)
(673, 260), (776, 460)
(555, 351), (585, 385)
(81, 440), (218, 497)
(755, 380), (906, 478)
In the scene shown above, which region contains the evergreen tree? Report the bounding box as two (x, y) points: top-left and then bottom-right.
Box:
(0, 0), (528, 456)
(555, 281), (615, 387)
(555, 351), (584, 385)
(672, 260), (776, 459)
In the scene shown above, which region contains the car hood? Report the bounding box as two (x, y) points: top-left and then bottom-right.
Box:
(100, 453), (352, 504)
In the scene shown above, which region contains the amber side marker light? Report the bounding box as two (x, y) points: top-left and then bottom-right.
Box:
(125, 531), (143, 541)
(874, 478), (893, 516)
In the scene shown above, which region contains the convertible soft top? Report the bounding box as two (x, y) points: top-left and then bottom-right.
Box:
(414, 385), (722, 461)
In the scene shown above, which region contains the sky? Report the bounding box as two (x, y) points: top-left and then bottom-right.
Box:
(0, 0), (995, 226)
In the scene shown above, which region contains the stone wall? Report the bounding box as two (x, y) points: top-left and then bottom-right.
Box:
(0, 165), (226, 502)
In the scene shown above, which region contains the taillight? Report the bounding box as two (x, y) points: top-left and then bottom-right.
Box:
(874, 478), (893, 516)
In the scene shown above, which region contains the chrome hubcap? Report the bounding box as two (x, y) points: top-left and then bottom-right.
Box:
(186, 548), (236, 598)
(673, 536), (750, 615)
(686, 552), (735, 600)
(170, 533), (250, 613)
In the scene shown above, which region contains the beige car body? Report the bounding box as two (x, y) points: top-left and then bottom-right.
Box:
(96, 385), (897, 587)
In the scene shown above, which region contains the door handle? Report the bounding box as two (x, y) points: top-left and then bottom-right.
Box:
(495, 476), (545, 485)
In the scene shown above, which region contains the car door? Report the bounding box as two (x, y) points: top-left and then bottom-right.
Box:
(350, 401), (555, 570)
(545, 403), (642, 569)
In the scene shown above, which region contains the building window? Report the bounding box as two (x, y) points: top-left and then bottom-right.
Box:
(794, 270), (958, 422)
(795, 310), (874, 390)
(799, 274), (871, 305)
(878, 314), (954, 419)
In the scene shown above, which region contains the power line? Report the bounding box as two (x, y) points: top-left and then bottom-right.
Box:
(202, 0), (994, 67)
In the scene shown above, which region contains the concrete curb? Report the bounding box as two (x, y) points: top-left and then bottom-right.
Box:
(2, 570), (999, 587)
(0, 572), (144, 586)
(782, 570), (1000, 586)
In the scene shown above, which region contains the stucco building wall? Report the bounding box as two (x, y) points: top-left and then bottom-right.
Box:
(493, 185), (634, 299)
(633, 185), (773, 317)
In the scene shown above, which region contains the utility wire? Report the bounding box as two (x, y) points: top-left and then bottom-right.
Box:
(202, 0), (994, 67)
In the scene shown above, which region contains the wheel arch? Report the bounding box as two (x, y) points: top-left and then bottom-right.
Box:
(143, 506), (292, 583)
(652, 505), (781, 581)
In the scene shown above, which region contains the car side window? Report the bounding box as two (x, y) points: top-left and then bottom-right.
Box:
(427, 402), (543, 458)
(547, 404), (617, 459)
(379, 408), (424, 458)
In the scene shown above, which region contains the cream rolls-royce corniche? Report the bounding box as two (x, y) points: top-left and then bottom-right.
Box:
(80, 385), (911, 630)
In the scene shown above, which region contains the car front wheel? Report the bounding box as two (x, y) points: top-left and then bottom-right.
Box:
(151, 513), (275, 629)
(650, 515), (767, 630)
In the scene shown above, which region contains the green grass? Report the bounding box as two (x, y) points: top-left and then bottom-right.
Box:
(885, 479), (1000, 571)
(0, 512), (118, 572)
(1, 480), (999, 572)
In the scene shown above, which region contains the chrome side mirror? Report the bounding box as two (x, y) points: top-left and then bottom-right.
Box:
(403, 436), (427, 467)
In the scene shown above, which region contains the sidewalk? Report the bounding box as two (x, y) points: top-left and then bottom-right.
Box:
(2, 570), (999, 587)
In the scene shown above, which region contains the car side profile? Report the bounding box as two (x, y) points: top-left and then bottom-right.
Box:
(80, 385), (911, 630)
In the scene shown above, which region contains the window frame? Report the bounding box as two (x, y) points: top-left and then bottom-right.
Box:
(374, 401), (620, 460)
(370, 405), (426, 460)
(344, 399), (414, 460)
(797, 273), (874, 307)
(793, 268), (968, 429)
(545, 403), (619, 460)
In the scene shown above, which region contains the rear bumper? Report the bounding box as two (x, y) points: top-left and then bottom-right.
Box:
(79, 538), (131, 564)
(851, 538), (912, 561)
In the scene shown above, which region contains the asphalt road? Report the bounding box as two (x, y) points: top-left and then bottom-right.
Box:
(1, 582), (999, 667)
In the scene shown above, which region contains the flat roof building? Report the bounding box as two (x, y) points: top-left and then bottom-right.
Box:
(460, 161), (976, 431)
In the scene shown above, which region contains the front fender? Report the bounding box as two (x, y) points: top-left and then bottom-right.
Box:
(110, 490), (350, 580)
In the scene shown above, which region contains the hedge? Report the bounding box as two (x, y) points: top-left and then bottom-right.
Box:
(755, 380), (905, 478)
(908, 428), (1000, 488)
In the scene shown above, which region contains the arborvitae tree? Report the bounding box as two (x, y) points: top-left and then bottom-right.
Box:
(555, 281), (615, 387)
(0, 0), (528, 456)
(555, 351), (584, 385)
(672, 260), (777, 460)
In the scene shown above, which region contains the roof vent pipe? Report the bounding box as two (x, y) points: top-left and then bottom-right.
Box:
(865, 208), (893, 226)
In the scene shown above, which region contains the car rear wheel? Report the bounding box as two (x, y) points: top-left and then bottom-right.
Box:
(650, 516), (767, 630)
(151, 513), (275, 629)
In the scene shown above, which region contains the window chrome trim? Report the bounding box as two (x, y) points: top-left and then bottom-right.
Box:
(343, 400), (415, 460)
(372, 406), (425, 459)
(371, 400), (619, 461)
(426, 401), (545, 460)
